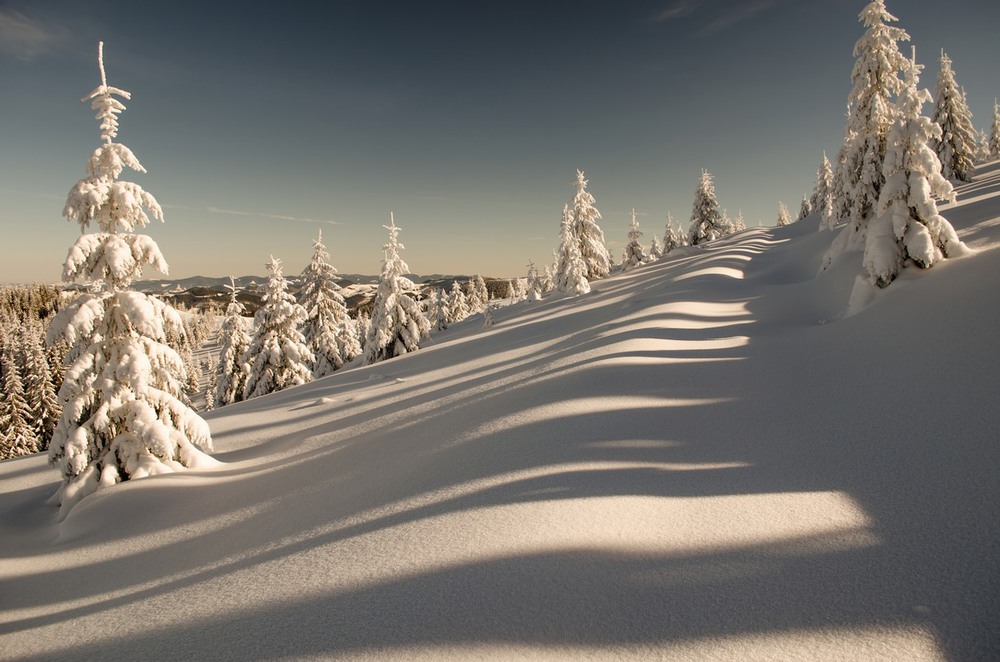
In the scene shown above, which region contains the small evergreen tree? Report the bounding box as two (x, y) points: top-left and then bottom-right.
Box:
(299, 230), (358, 378)
(555, 204), (590, 295)
(568, 170), (611, 280)
(430, 288), (448, 331)
(540, 263), (555, 294)
(525, 260), (542, 301)
(483, 303), (495, 327)
(663, 212), (683, 254)
(932, 51), (977, 182)
(447, 281), (470, 323)
(203, 357), (217, 412)
(214, 277), (250, 408)
(989, 99), (1000, 158)
(243, 256), (314, 399)
(735, 210), (748, 233)
(648, 234), (662, 260)
(47, 43), (213, 516)
(797, 195), (812, 221)
(688, 170), (727, 245)
(812, 152), (836, 230)
(777, 201), (792, 227)
(465, 275), (489, 313)
(363, 215), (431, 364)
(621, 208), (646, 271)
(865, 49), (967, 287)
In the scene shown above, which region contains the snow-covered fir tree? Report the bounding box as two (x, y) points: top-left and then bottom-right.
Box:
(465, 275), (489, 313)
(363, 214), (431, 364)
(430, 288), (449, 331)
(977, 128), (992, 163)
(688, 170), (727, 245)
(812, 152), (836, 230)
(355, 311), (371, 350)
(828, 137), (854, 228)
(777, 201), (792, 227)
(47, 43), (214, 515)
(830, 0), (909, 243)
(0, 343), (37, 458)
(865, 49), (967, 287)
(447, 281), (470, 323)
(22, 324), (61, 446)
(213, 277), (251, 408)
(932, 50), (977, 182)
(663, 212), (684, 254)
(540, 263), (555, 294)
(203, 357), (217, 412)
(299, 230), (359, 378)
(483, 303), (495, 327)
(989, 99), (1000, 158)
(648, 234), (663, 260)
(797, 196), (812, 222)
(621, 208), (646, 271)
(731, 210), (747, 233)
(243, 256), (314, 399)
(568, 170), (611, 280)
(555, 203), (591, 295)
(525, 260), (543, 301)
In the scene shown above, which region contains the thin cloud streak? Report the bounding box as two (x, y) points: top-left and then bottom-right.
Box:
(698, 0), (777, 36)
(653, 0), (704, 22)
(0, 9), (67, 61)
(163, 204), (340, 226)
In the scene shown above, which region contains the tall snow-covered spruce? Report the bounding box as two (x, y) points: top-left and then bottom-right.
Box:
(299, 230), (360, 378)
(822, 0), (909, 270)
(688, 170), (727, 245)
(833, 1), (909, 237)
(243, 257), (314, 399)
(865, 48), (967, 287)
(932, 51), (977, 183)
(568, 170), (611, 281)
(363, 214), (430, 365)
(47, 43), (214, 516)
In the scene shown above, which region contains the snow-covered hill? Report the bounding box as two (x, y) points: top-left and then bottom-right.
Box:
(2, 161), (999, 661)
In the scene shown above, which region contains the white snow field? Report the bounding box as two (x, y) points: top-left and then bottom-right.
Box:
(2, 161), (1000, 661)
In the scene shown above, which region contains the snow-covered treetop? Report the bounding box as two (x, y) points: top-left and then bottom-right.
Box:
(628, 208), (643, 242)
(380, 213), (411, 280)
(224, 275), (244, 315)
(851, 1), (909, 107)
(85, 42), (131, 144)
(61, 43), (166, 290)
(63, 43), (162, 235)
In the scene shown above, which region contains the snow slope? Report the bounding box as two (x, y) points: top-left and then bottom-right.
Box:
(2, 161), (999, 661)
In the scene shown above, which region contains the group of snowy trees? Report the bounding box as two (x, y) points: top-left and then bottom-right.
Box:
(818, 0), (972, 287)
(552, 169), (741, 296)
(427, 275), (493, 331)
(0, 286), (65, 460)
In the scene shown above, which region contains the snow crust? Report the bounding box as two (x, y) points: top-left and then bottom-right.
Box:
(2, 161), (1000, 661)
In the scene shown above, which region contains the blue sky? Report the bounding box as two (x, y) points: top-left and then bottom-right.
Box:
(2, 0), (998, 283)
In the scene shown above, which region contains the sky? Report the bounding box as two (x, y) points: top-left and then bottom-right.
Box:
(1, 0), (998, 283)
